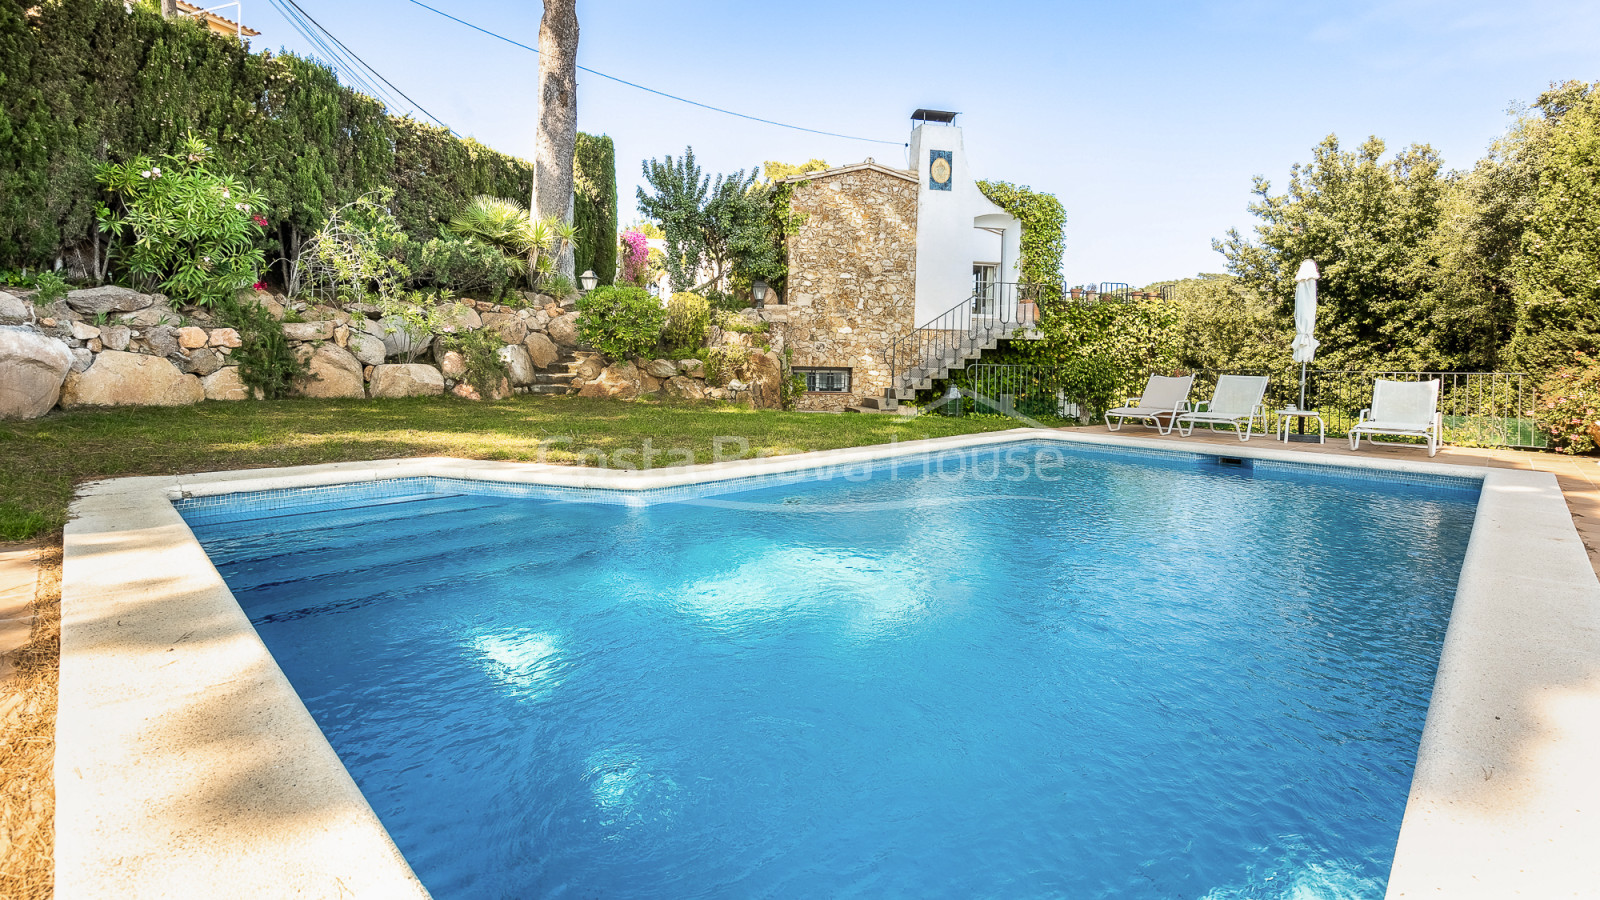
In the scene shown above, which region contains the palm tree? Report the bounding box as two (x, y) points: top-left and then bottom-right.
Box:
(534, 0), (579, 281)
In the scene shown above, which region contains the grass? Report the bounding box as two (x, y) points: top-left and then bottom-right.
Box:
(0, 395), (1029, 542)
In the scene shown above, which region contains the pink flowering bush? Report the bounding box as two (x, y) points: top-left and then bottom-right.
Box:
(620, 229), (650, 285)
(1536, 353), (1600, 453)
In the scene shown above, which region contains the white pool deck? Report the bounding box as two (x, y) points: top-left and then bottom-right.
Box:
(58, 428), (1600, 898)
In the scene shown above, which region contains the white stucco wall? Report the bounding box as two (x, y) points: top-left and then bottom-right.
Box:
(906, 122), (1022, 326)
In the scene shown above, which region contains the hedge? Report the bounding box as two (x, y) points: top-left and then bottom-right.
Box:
(573, 132), (617, 286)
(0, 0), (538, 277)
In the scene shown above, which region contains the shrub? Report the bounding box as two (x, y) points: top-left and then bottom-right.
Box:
(31, 271), (69, 306)
(713, 308), (768, 334)
(576, 285), (665, 361)
(217, 291), (305, 399)
(95, 134), (268, 306)
(542, 274), (577, 301)
(1536, 353), (1600, 453)
(619, 230), (650, 285)
(442, 327), (510, 397)
(663, 292), (710, 348)
(410, 236), (518, 298)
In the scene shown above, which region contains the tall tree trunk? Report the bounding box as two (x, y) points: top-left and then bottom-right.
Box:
(534, 0), (579, 282)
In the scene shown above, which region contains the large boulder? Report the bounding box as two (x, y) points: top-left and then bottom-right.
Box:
(208, 327), (241, 348)
(664, 375), (707, 401)
(432, 302), (482, 333)
(290, 343), (365, 398)
(180, 347), (222, 377)
(100, 324), (131, 351)
(59, 349), (202, 408)
(376, 317), (431, 360)
(142, 324), (181, 358)
(347, 320), (388, 366)
(369, 364), (445, 398)
(678, 358), (705, 378)
(497, 344), (534, 386)
(572, 354), (604, 380)
(524, 331), (559, 369)
(64, 285), (154, 316)
(201, 366), (254, 401)
(0, 326), (74, 418)
(645, 358), (677, 379)
(236, 288), (285, 320)
(546, 312), (581, 347)
(0, 292), (30, 325)
(577, 361), (641, 400)
(746, 349), (785, 410)
(282, 321), (334, 342)
(438, 350), (466, 379)
(116, 297), (178, 327)
(176, 326), (208, 348)
(481, 312), (527, 345)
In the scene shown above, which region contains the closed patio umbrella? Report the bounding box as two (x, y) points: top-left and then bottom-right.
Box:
(1291, 259), (1319, 410)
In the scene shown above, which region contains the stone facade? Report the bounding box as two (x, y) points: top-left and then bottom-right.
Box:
(780, 163), (919, 411)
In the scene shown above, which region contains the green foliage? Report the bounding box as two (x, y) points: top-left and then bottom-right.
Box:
(575, 284), (665, 361)
(297, 191), (411, 304)
(95, 134), (267, 305)
(1156, 273), (1294, 381)
(0, 0), (532, 277)
(976, 180), (1066, 296)
(1213, 135), (1449, 370)
(1007, 297), (1181, 417)
(573, 132), (617, 286)
(662, 291), (710, 347)
(447, 195), (541, 261)
(1509, 81), (1600, 375)
(713, 309), (768, 334)
(636, 147), (769, 293)
(442, 326), (510, 397)
(410, 235), (519, 298)
(542, 274), (577, 301)
(761, 159), (829, 182)
(31, 270), (68, 306)
(217, 290), (304, 399)
(1535, 353), (1600, 453)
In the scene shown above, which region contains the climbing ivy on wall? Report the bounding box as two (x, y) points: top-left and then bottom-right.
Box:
(975, 180), (1067, 296)
(573, 132), (617, 286)
(0, 0), (533, 275)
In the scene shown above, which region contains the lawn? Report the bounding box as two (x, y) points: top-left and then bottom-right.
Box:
(0, 396), (1028, 541)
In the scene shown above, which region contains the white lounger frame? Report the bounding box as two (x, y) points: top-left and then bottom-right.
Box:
(1176, 374), (1270, 441)
(1349, 378), (1443, 457)
(1105, 374), (1194, 436)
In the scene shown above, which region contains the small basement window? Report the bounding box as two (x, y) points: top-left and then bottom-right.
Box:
(796, 367), (851, 393)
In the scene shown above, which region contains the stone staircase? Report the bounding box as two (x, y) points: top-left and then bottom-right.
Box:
(850, 286), (1038, 413)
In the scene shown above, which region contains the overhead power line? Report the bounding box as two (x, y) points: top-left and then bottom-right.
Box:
(268, 0), (452, 131)
(398, 0), (904, 147)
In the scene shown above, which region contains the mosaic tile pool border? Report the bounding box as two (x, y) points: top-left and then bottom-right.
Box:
(174, 438), (1483, 527)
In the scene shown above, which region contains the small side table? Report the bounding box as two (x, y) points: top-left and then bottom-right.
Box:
(1277, 408), (1326, 444)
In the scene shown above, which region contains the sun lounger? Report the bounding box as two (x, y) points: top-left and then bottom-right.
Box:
(1348, 379), (1442, 457)
(1105, 374), (1194, 435)
(1176, 375), (1269, 441)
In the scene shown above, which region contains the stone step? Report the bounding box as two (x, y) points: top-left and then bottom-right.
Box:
(526, 384), (573, 395)
(859, 395), (898, 411)
(530, 372), (574, 385)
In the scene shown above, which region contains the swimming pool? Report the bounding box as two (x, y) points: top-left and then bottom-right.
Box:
(181, 443), (1478, 899)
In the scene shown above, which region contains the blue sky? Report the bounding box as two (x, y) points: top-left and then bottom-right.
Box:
(255, 0), (1600, 286)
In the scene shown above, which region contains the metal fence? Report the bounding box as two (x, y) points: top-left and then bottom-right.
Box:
(956, 365), (1548, 449)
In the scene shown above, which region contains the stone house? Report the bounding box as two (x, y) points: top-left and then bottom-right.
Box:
(774, 111), (1025, 412)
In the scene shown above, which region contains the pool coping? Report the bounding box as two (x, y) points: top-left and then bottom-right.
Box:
(57, 427), (1600, 898)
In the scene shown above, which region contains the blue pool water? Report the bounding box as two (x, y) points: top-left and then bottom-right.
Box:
(185, 444), (1479, 899)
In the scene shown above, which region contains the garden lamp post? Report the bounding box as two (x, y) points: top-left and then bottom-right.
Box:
(752, 280), (769, 306)
(579, 270), (598, 293)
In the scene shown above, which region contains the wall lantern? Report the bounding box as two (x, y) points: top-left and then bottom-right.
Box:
(578, 269), (599, 292)
(752, 280), (769, 305)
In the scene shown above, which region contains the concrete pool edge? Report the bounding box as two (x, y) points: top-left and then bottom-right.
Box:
(56, 429), (1599, 897)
